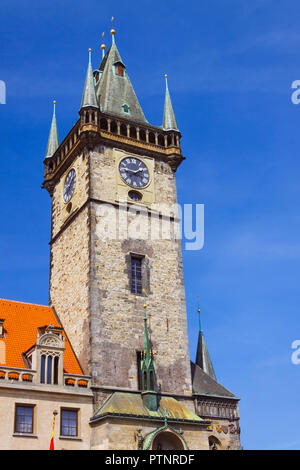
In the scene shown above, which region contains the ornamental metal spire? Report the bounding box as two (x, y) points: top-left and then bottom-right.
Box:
(110, 16), (116, 44)
(142, 292), (152, 365)
(45, 100), (59, 159)
(101, 32), (106, 59)
(195, 307), (216, 381)
(163, 74), (179, 131)
(140, 291), (158, 411)
(80, 48), (98, 109)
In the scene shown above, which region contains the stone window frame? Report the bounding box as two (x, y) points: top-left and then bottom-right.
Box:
(14, 403), (35, 435)
(0, 319), (4, 338)
(136, 350), (143, 390)
(60, 407), (79, 438)
(36, 326), (65, 386)
(125, 252), (151, 296)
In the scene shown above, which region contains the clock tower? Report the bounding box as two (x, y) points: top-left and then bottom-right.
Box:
(42, 29), (242, 450)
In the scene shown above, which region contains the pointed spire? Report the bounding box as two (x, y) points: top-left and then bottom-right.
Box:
(195, 308), (216, 381)
(95, 37), (147, 123)
(45, 100), (59, 159)
(143, 292), (151, 363)
(163, 74), (179, 131)
(81, 48), (98, 109)
(140, 292), (158, 411)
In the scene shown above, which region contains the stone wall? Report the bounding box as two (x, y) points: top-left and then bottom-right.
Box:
(0, 385), (93, 450)
(49, 144), (192, 395)
(88, 145), (192, 394)
(49, 150), (91, 373)
(90, 417), (211, 450)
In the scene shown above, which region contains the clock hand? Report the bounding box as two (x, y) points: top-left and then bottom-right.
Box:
(124, 168), (139, 174)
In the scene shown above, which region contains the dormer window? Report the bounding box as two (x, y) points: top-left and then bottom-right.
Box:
(114, 61), (125, 77)
(0, 319), (4, 338)
(93, 69), (102, 84)
(122, 103), (130, 114)
(36, 325), (65, 386)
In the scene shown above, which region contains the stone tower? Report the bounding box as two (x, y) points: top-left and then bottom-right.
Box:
(42, 29), (242, 450)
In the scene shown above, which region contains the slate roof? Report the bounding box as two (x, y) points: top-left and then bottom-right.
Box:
(195, 331), (216, 380)
(81, 50), (98, 109)
(163, 76), (179, 131)
(45, 102), (59, 159)
(0, 299), (83, 374)
(95, 42), (147, 124)
(191, 361), (238, 399)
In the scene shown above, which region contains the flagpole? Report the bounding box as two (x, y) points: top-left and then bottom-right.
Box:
(50, 410), (58, 450)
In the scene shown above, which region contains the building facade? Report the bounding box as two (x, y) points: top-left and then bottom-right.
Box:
(0, 28), (242, 450)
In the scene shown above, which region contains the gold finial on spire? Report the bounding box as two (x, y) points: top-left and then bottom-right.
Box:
(110, 16), (116, 36)
(165, 74), (168, 78)
(142, 288), (147, 309)
(101, 32), (106, 58)
(196, 296), (202, 332)
(101, 32), (106, 50)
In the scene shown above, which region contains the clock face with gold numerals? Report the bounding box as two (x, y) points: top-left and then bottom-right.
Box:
(119, 157), (150, 188)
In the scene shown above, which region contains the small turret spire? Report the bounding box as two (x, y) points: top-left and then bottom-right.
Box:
(45, 100), (59, 159)
(80, 48), (98, 109)
(163, 74), (179, 131)
(195, 306), (216, 380)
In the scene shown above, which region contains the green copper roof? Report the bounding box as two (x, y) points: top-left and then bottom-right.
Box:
(95, 41), (147, 124)
(81, 49), (98, 109)
(163, 75), (178, 131)
(45, 101), (59, 159)
(91, 392), (204, 423)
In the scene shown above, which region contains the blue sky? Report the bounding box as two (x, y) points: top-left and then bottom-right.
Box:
(1, 0), (300, 449)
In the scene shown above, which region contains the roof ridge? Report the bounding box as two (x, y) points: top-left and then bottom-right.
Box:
(0, 298), (50, 308)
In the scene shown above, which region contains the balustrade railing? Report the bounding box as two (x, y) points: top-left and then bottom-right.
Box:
(0, 367), (90, 389)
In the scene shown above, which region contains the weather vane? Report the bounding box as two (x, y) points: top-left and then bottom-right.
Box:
(101, 32), (106, 57)
(110, 16), (116, 39)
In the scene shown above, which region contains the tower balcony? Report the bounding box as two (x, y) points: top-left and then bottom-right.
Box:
(43, 112), (184, 190)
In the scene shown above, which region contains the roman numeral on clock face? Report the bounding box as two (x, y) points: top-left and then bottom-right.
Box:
(119, 157), (150, 188)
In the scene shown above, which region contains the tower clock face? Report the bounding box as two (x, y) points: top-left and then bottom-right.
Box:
(63, 169), (76, 203)
(119, 157), (150, 188)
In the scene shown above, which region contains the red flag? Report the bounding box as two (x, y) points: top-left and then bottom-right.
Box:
(49, 414), (56, 450)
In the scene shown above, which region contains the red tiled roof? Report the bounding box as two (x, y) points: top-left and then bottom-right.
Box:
(0, 299), (83, 375)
